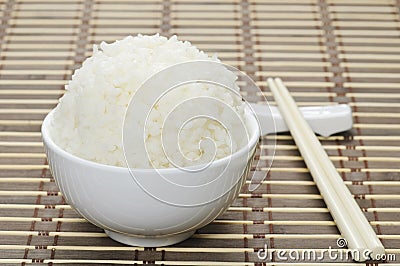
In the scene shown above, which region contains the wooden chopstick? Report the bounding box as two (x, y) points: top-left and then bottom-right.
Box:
(267, 78), (385, 262)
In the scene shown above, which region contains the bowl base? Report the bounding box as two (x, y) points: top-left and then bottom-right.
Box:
(105, 230), (195, 247)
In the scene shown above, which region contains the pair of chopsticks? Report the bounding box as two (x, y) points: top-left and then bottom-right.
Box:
(267, 78), (385, 262)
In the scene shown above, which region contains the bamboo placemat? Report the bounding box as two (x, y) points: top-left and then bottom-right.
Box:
(0, 0), (399, 265)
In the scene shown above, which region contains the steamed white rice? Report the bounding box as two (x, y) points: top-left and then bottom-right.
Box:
(49, 34), (248, 168)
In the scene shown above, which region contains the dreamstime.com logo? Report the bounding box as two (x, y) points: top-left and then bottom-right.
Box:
(257, 238), (396, 262)
(122, 60), (276, 206)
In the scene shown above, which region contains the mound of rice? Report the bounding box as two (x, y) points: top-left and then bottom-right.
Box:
(49, 34), (248, 168)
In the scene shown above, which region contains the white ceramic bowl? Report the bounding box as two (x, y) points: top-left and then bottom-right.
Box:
(42, 110), (259, 247)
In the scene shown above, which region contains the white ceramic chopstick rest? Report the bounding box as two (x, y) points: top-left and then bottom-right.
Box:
(250, 103), (353, 137)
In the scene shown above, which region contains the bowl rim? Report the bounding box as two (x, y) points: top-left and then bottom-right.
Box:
(41, 108), (260, 173)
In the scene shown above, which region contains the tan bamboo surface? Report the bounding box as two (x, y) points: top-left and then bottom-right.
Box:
(0, 0), (400, 265)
